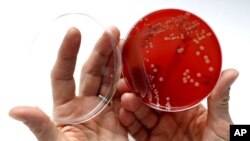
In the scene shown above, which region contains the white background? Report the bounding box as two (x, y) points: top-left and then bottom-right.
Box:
(1, 0), (250, 140)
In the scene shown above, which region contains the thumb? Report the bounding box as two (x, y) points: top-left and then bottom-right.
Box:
(207, 69), (239, 122)
(9, 106), (59, 141)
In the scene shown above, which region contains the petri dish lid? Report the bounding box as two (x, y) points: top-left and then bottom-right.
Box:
(122, 9), (222, 112)
(29, 13), (121, 124)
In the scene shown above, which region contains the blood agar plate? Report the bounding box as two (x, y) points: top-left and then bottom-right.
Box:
(122, 9), (222, 112)
(29, 13), (121, 124)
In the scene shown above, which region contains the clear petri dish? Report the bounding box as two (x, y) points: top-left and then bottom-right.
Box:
(122, 9), (222, 112)
(29, 13), (121, 124)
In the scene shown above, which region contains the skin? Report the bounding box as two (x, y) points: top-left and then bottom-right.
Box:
(119, 69), (239, 141)
(9, 27), (129, 141)
(9, 26), (239, 141)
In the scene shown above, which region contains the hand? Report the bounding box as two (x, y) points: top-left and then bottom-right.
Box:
(9, 27), (129, 141)
(119, 69), (239, 141)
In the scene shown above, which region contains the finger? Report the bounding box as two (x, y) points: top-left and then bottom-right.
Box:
(115, 78), (131, 98)
(9, 106), (60, 141)
(98, 39), (126, 100)
(99, 39), (126, 97)
(121, 93), (158, 129)
(114, 40), (131, 98)
(119, 108), (148, 141)
(207, 69), (239, 122)
(79, 26), (120, 96)
(51, 27), (81, 106)
(119, 107), (136, 127)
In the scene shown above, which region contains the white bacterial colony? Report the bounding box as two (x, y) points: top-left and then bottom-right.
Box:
(182, 69), (202, 87)
(146, 63), (166, 106)
(138, 12), (216, 110)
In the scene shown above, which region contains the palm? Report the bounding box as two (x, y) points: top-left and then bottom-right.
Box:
(148, 105), (228, 141)
(119, 69), (238, 141)
(54, 96), (126, 141)
(10, 27), (128, 141)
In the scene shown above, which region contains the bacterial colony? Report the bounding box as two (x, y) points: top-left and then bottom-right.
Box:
(122, 10), (221, 111)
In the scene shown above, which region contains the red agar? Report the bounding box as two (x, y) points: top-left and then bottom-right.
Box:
(122, 9), (222, 111)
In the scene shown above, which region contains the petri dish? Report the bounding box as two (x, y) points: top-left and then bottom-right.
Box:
(122, 9), (222, 112)
(29, 13), (121, 124)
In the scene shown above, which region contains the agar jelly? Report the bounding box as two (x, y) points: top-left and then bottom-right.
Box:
(122, 9), (222, 112)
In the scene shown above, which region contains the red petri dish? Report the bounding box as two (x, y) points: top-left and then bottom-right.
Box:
(122, 9), (222, 112)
